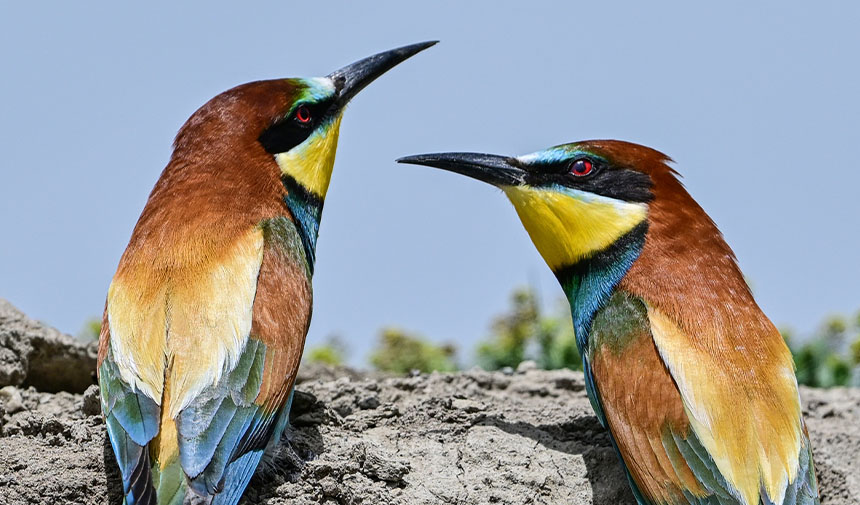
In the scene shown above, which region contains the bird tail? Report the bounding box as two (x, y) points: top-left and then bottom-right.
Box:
(103, 410), (157, 505)
(145, 405), (190, 505)
(111, 437), (187, 505)
(779, 424), (819, 505)
(118, 443), (157, 505)
(150, 455), (188, 505)
(115, 388), (295, 505)
(209, 391), (295, 505)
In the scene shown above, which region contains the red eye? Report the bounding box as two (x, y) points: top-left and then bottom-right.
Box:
(295, 105), (311, 124)
(570, 159), (593, 176)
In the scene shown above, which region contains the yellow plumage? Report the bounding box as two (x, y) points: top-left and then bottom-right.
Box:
(648, 306), (802, 505)
(107, 227), (264, 414)
(396, 139), (819, 504)
(503, 185), (648, 270)
(275, 113), (343, 198)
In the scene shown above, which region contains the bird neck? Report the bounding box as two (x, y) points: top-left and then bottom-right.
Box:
(555, 222), (648, 353)
(281, 174), (324, 274)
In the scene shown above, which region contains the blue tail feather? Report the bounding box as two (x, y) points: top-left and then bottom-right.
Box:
(211, 393), (294, 505)
(101, 350), (160, 505)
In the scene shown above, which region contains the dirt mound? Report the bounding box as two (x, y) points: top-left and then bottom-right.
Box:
(0, 299), (857, 504)
(0, 299), (97, 394)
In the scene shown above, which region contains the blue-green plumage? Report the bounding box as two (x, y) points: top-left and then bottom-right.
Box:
(99, 348), (161, 504)
(281, 174), (323, 274)
(177, 338), (268, 494)
(99, 41), (435, 505)
(557, 221), (648, 353)
(584, 291), (819, 505)
(397, 140), (820, 505)
(210, 393), (294, 505)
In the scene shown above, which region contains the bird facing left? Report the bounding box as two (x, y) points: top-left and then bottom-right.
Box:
(97, 41), (436, 505)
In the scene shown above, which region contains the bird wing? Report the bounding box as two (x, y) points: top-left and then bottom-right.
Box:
(99, 316), (161, 505)
(588, 291), (817, 505)
(99, 217), (311, 505)
(174, 217), (312, 503)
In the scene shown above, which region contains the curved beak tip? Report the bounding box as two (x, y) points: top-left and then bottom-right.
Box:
(407, 40), (440, 52)
(329, 41), (438, 104)
(395, 155), (427, 165)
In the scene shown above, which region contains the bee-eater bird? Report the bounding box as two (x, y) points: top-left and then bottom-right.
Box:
(97, 41), (436, 505)
(398, 141), (818, 505)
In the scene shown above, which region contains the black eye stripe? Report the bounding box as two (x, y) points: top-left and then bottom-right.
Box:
(259, 100), (332, 155)
(528, 156), (604, 175)
(523, 164), (652, 203)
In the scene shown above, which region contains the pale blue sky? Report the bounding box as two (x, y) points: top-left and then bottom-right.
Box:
(1, 2), (858, 365)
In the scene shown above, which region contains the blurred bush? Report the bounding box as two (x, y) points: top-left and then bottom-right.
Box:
(477, 287), (581, 371)
(784, 311), (860, 388)
(370, 327), (457, 373)
(82, 287), (858, 387)
(305, 335), (347, 366)
(477, 287), (859, 387)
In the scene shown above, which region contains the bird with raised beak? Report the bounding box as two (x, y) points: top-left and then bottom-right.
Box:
(98, 41), (436, 505)
(399, 141), (819, 505)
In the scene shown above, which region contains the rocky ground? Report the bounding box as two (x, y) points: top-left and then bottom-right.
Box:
(0, 299), (858, 505)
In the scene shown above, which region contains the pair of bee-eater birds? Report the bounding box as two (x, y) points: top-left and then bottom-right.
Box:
(98, 41), (818, 505)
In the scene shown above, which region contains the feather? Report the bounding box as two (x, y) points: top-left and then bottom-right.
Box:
(210, 393), (294, 505)
(588, 290), (816, 505)
(176, 337), (287, 498)
(99, 216), (311, 505)
(99, 345), (160, 505)
(97, 56), (431, 502)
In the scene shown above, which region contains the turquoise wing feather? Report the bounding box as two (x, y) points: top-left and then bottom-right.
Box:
(210, 393), (294, 505)
(583, 291), (818, 505)
(102, 326), (298, 505)
(175, 337), (294, 500)
(102, 215), (310, 505)
(99, 346), (161, 505)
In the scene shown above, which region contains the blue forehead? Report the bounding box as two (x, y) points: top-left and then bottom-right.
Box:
(517, 145), (605, 165)
(295, 77), (336, 102)
(283, 77), (337, 117)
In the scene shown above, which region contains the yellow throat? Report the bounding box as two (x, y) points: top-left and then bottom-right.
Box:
(503, 185), (648, 270)
(275, 113), (343, 198)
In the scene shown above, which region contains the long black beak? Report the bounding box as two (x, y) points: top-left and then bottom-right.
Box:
(329, 41), (437, 106)
(396, 152), (527, 186)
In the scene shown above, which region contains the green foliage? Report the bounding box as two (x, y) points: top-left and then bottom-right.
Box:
(477, 288), (581, 371)
(824, 355), (852, 386)
(475, 288), (859, 386)
(535, 300), (581, 370)
(785, 309), (860, 388)
(306, 336), (346, 366)
(370, 328), (457, 374)
(851, 338), (860, 366)
(477, 289), (536, 369)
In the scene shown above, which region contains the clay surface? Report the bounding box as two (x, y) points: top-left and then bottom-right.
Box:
(0, 301), (857, 504)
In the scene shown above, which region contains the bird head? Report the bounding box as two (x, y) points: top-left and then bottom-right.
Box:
(257, 41), (438, 199)
(398, 140), (673, 274)
(129, 42), (436, 275)
(168, 41), (437, 204)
